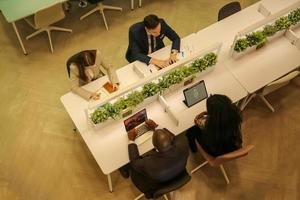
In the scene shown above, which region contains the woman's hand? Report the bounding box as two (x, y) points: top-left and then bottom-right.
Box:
(194, 111), (208, 126)
(91, 92), (100, 100)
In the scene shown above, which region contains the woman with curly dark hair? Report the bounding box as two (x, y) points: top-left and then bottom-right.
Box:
(186, 94), (242, 157)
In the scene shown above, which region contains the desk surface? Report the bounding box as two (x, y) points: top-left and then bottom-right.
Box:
(0, 0), (64, 22)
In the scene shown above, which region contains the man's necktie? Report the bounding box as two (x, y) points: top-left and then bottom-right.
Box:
(150, 35), (155, 53)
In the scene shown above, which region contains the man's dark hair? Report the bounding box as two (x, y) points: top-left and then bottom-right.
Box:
(152, 129), (174, 152)
(143, 14), (160, 29)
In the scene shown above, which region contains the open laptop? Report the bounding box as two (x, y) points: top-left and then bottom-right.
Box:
(123, 109), (153, 145)
(183, 80), (208, 107)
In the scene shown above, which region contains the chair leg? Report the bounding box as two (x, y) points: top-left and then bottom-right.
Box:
(240, 93), (256, 111)
(170, 191), (176, 200)
(46, 29), (54, 53)
(139, 0), (142, 7)
(102, 5), (122, 11)
(80, 6), (99, 20)
(50, 26), (72, 33)
(134, 193), (144, 200)
(99, 10), (109, 31)
(163, 194), (169, 200)
(220, 165), (230, 184)
(258, 95), (275, 112)
(131, 0), (134, 10)
(191, 161), (208, 174)
(26, 29), (45, 40)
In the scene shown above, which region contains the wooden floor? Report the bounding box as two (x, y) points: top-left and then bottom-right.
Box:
(0, 0), (299, 199)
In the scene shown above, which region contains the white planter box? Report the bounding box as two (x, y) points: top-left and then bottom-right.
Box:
(133, 93), (159, 112)
(91, 117), (115, 129)
(232, 45), (258, 59)
(195, 65), (216, 78)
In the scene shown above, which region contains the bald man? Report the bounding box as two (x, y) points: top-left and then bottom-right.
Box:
(124, 119), (189, 199)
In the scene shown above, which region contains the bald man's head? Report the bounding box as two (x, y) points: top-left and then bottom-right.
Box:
(152, 129), (174, 152)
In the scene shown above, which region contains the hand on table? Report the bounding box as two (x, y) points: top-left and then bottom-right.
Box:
(168, 52), (178, 65)
(194, 111), (208, 125)
(91, 92), (100, 100)
(145, 119), (158, 131)
(151, 58), (169, 70)
(128, 128), (137, 141)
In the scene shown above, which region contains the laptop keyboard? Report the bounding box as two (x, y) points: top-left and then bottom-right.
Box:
(136, 125), (149, 138)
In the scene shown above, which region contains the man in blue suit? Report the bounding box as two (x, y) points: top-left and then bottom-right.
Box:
(126, 14), (181, 69)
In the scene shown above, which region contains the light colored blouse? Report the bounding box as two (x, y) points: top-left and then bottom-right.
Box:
(69, 51), (119, 100)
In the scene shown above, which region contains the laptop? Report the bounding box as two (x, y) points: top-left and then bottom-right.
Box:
(123, 109), (153, 145)
(183, 80), (208, 107)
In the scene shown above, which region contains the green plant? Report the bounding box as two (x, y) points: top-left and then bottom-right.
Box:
(90, 107), (110, 124)
(274, 16), (292, 31)
(103, 103), (120, 118)
(203, 53), (217, 66)
(262, 24), (277, 37)
(288, 8), (300, 25)
(142, 82), (160, 98)
(234, 38), (249, 52)
(181, 66), (195, 78)
(234, 8), (300, 53)
(114, 97), (128, 110)
(126, 91), (144, 108)
(246, 31), (266, 46)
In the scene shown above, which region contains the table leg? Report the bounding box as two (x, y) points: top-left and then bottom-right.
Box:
(12, 22), (28, 55)
(107, 173), (113, 192)
(131, 0), (134, 10)
(240, 93), (256, 111)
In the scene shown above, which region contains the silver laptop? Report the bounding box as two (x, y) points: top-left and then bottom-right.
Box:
(123, 109), (153, 145)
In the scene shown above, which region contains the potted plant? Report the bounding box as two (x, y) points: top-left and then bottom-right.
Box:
(142, 82), (160, 98)
(274, 16), (292, 31)
(288, 8), (300, 28)
(103, 103), (120, 119)
(141, 82), (160, 105)
(234, 38), (249, 53)
(90, 106), (112, 128)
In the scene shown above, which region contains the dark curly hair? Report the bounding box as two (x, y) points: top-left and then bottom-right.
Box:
(205, 94), (242, 153)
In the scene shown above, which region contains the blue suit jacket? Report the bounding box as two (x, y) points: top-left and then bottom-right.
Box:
(126, 19), (180, 64)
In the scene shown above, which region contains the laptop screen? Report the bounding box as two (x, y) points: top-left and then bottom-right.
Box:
(183, 80), (208, 107)
(123, 109), (148, 132)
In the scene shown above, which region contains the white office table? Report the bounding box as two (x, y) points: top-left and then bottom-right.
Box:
(61, 46), (248, 192)
(0, 0), (64, 55)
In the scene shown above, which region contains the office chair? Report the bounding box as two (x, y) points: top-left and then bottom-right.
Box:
(256, 70), (299, 112)
(134, 170), (191, 200)
(80, 0), (122, 30)
(218, 1), (241, 21)
(25, 3), (72, 53)
(191, 143), (254, 184)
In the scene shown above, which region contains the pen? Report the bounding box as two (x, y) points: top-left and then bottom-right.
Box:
(150, 69), (153, 73)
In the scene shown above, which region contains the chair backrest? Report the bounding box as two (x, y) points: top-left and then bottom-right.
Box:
(211, 145), (255, 167)
(218, 1), (241, 21)
(87, 0), (104, 4)
(262, 70), (299, 95)
(153, 170), (191, 199)
(66, 49), (97, 77)
(34, 3), (65, 28)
